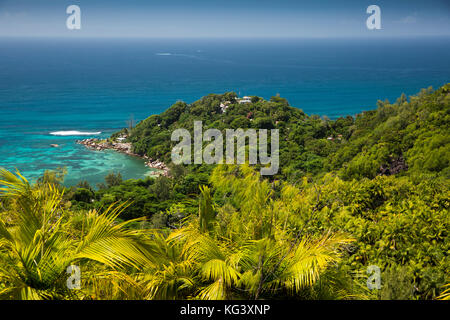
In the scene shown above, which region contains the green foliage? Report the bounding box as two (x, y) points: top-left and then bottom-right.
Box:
(2, 84), (449, 300)
(328, 84), (450, 180)
(37, 167), (67, 187)
(142, 165), (356, 300)
(0, 169), (154, 300)
(302, 173), (449, 300)
(68, 176), (199, 221)
(104, 172), (123, 188)
(73, 188), (94, 203)
(124, 84), (450, 183)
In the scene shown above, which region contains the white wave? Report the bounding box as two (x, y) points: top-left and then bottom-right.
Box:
(50, 131), (101, 136)
(156, 53), (172, 56)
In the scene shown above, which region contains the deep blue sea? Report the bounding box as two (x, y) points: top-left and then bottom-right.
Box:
(0, 37), (449, 186)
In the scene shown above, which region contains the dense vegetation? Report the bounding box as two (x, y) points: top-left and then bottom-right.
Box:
(0, 84), (449, 300)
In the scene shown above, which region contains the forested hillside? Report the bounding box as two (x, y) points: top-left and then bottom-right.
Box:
(124, 84), (449, 181)
(0, 84), (448, 300)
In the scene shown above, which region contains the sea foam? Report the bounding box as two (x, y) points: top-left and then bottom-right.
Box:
(50, 131), (101, 136)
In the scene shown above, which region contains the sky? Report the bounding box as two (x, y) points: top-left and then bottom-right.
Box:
(0, 0), (449, 38)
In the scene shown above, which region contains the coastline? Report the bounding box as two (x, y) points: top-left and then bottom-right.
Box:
(76, 138), (170, 177)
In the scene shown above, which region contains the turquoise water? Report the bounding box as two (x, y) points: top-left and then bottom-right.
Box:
(5, 132), (153, 186)
(0, 37), (449, 186)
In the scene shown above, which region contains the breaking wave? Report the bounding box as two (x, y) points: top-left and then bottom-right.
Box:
(50, 131), (102, 136)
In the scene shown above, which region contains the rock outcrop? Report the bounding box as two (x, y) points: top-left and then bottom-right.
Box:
(379, 155), (408, 176)
(77, 138), (170, 177)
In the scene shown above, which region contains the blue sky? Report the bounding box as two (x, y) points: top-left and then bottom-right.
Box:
(0, 0), (449, 38)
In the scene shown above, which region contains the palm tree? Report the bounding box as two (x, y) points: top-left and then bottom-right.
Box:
(140, 187), (238, 300)
(237, 232), (354, 299)
(142, 165), (355, 300)
(437, 284), (450, 300)
(0, 165), (357, 300)
(0, 168), (155, 300)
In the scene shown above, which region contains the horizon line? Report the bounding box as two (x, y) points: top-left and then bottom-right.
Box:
(1, 34), (450, 40)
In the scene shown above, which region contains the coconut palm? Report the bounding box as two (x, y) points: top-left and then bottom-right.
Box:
(0, 165), (357, 300)
(140, 187), (237, 300)
(0, 168), (155, 300)
(437, 284), (450, 300)
(142, 165), (355, 300)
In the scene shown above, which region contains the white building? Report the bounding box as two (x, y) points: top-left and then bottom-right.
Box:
(238, 96), (252, 104)
(220, 101), (231, 113)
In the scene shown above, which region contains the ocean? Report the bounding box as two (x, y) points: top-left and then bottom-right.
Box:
(0, 37), (449, 186)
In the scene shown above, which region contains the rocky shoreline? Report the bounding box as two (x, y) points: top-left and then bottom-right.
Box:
(76, 138), (170, 177)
